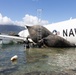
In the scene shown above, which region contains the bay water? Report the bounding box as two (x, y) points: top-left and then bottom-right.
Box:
(0, 44), (76, 75)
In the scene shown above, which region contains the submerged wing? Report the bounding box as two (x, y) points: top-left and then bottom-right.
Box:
(0, 34), (26, 44)
(0, 34), (33, 44)
(0, 34), (26, 41)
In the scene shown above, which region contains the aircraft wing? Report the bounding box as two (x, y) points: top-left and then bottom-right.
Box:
(0, 34), (33, 44)
(0, 34), (26, 40)
(0, 34), (26, 44)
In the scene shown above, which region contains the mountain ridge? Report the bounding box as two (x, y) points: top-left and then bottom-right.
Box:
(0, 25), (25, 34)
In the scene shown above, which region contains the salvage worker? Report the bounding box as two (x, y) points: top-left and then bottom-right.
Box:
(24, 37), (30, 48)
(37, 39), (44, 48)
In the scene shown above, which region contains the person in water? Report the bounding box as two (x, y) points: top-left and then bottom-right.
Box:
(24, 37), (30, 48)
(24, 37), (44, 48)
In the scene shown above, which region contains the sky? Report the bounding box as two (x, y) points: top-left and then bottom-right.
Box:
(0, 0), (76, 26)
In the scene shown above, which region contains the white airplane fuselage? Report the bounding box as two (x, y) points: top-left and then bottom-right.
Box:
(44, 19), (76, 45)
(19, 18), (76, 45)
(0, 18), (76, 45)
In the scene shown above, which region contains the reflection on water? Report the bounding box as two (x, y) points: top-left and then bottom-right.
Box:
(0, 44), (76, 75)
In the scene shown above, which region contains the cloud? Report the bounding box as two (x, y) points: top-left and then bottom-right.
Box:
(0, 13), (49, 26)
(23, 14), (49, 25)
(15, 14), (49, 26)
(0, 13), (14, 25)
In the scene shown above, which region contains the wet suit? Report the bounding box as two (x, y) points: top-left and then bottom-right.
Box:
(24, 38), (30, 48)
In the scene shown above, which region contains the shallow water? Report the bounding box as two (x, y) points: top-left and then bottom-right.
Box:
(0, 44), (76, 75)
